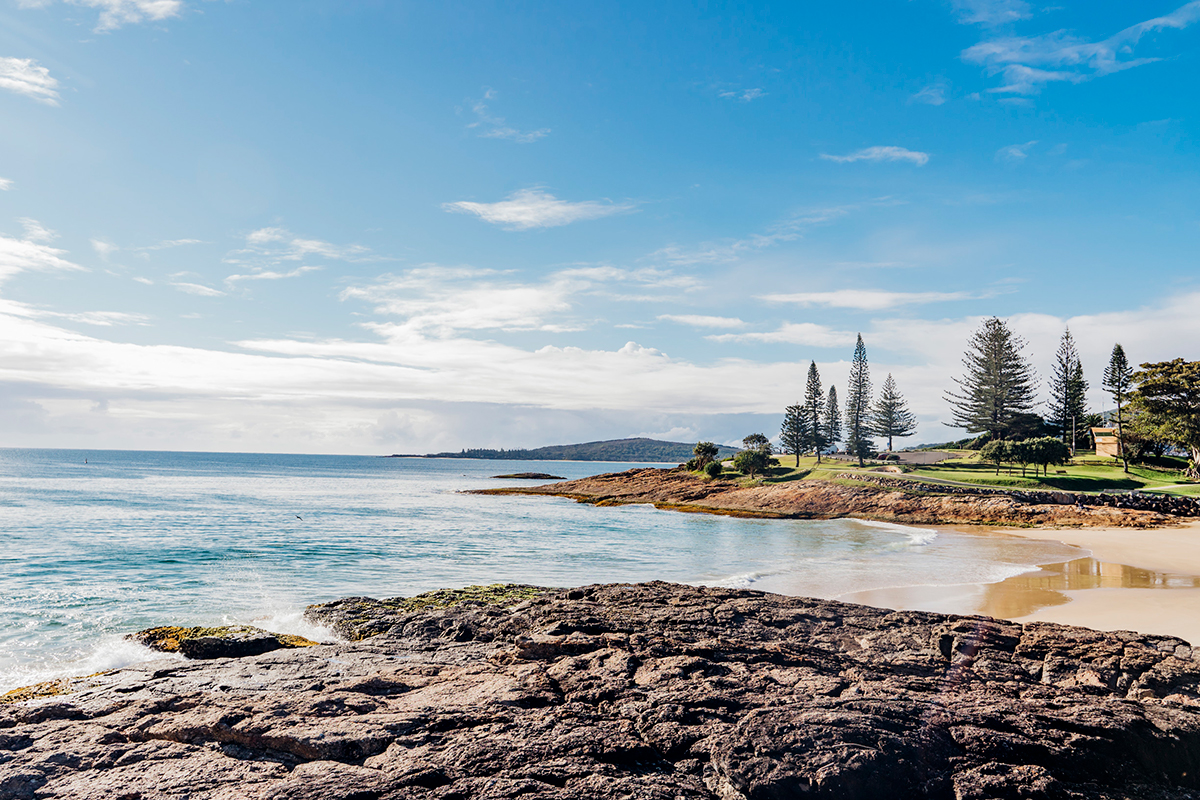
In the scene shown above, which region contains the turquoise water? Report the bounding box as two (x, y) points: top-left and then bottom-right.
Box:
(0, 448), (1083, 691)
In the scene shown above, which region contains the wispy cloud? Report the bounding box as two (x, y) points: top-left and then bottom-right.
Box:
(707, 322), (856, 348)
(951, 0), (1032, 26)
(996, 140), (1037, 163)
(224, 227), (373, 271)
(21, 0), (184, 32)
(650, 199), (894, 266)
(3, 302), (150, 327)
(0, 178), (13, 191)
(718, 87), (765, 102)
(0, 225), (84, 285)
(225, 266), (321, 284)
(18, 218), (56, 243)
(820, 146), (930, 166)
(171, 282), (224, 297)
(343, 263), (695, 337)
(465, 89), (550, 143)
(0, 57), (60, 105)
(658, 314), (746, 329)
(911, 83), (947, 105)
(962, 1), (1200, 94)
(760, 289), (974, 310)
(443, 189), (636, 231)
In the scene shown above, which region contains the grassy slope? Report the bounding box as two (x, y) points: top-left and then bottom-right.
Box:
(708, 452), (1197, 496)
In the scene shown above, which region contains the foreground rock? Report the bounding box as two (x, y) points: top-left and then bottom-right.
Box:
(474, 467), (1178, 527)
(6, 582), (1200, 798)
(128, 625), (321, 659)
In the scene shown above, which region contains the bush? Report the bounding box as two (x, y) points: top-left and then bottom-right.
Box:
(704, 461), (723, 478)
(733, 449), (771, 477)
(684, 457), (699, 470)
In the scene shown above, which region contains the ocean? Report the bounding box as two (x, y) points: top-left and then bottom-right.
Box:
(0, 448), (1085, 692)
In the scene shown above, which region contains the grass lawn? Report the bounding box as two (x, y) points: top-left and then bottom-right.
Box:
(717, 452), (1198, 496)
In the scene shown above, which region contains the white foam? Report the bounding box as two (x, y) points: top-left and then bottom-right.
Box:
(244, 608), (337, 643)
(0, 636), (177, 694)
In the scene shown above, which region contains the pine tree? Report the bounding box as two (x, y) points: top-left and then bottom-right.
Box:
(1103, 343), (1133, 472)
(779, 404), (809, 468)
(1048, 328), (1088, 450)
(945, 317), (1038, 441)
(872, 373), (917, 452)
(824, 386), (842, 451)
(803, 361), (827, 463)
(845, 334), (873, 466)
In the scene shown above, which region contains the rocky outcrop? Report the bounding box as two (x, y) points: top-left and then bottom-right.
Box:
(6, 582), (1200, 798)
(127, 625), (321, 660)
(474, 467), (1179, 527)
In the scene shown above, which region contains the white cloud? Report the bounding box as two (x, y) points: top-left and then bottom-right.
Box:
(820, 146), (930, 166)
(465, 89), (549, 143)
(0, 57), (60, 105)
(718, 88), (765, 102)
(224, 227), (374, 272)
(0, 178), (13, 191)
(649, 200), (885, 267)
(90, 239), (118, 258)
(951, 0), (1032, 26)
(135, 238), (203, 251)
(658, 314), (746, 329)
(171, 282), (224, 297)
(342, 264), (691, 336)
(0, 300), (149, 327)
(18, 218), (56, 243)
(996, 140), (1037, 163)
(707, 322), (857, 348)
(911, 84), (948, 105)
(443, 189), (636, 230)
(0, 225), (83, 285)
(225, 266), (321, 284)
(962, 2), (1200, 94)
(759, 290), (973, 311)
(23, 0), (185, 32)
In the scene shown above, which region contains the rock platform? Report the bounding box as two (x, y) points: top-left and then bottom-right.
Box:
(5, 582), (1200, 798)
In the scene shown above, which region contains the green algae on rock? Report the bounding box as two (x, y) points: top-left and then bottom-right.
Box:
(128, 625), (321, 659)
(306, 583), (551, 641)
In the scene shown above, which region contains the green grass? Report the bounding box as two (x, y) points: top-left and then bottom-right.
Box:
(715, 452), (1197, 496)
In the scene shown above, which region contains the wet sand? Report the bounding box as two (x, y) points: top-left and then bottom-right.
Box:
(842, 520), (1200, 644)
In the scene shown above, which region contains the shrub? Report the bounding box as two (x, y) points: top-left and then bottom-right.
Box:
(733, 449), (771, 477)
(704, 461), (723, 478)
(684, 457), (699, 470)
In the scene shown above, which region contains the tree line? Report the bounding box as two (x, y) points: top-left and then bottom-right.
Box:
(945, 317), (1200, 477)
(776, 334), (918, 467)
(700, 316), (1198, 480)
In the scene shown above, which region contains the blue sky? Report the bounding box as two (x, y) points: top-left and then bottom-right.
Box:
(1, 0), (1198, 453)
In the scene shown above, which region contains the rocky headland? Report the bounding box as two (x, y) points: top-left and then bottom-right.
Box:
(6, 582), (1200, 798)
(473, 467), (1187, 527)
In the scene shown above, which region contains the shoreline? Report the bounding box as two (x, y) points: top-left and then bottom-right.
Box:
(840, 520), (1200, 644)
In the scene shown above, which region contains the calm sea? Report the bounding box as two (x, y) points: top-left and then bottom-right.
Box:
(0, 448), (1083, 691)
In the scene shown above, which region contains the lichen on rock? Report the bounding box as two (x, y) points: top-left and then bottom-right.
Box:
(128, 624), (320, 659)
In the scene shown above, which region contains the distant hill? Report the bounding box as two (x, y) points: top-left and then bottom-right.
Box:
(412, 437), (738, 463)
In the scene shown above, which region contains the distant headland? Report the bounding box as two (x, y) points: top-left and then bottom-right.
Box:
(387, 437), (738, 463)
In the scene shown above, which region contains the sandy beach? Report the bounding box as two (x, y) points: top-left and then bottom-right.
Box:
(844, 520), (1200, 644)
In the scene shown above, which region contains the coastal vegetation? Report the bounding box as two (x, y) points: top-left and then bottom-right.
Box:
(415, 437), (735, 463)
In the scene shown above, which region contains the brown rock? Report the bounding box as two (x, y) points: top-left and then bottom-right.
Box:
(4, 582), (1200, 798)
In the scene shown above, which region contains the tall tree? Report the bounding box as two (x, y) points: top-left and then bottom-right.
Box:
(945, 317), (1038, 441)
(844, 334), (873, 466)
(1048, 328), (1088, 450)
(779, 404), (808, 468)
(824, 386), (842, 451)
(1103, 343), (1134, 472)
(692, 441), (719, 470)
(1132, 359), (1200, 478)
(872, 373), (917, 452)
(803, 361), (828, 463)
